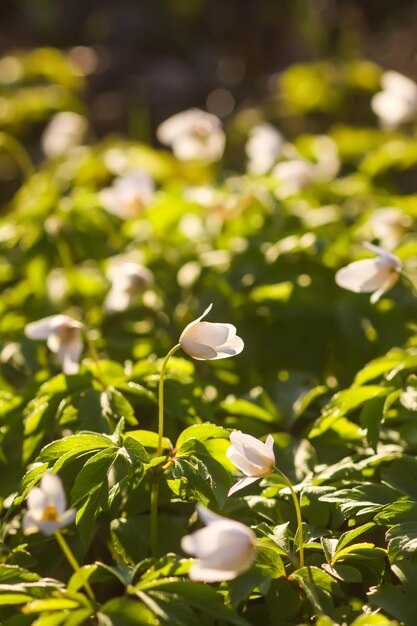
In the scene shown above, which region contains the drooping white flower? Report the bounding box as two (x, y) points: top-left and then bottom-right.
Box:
(25, 314), (84, 375)
(369, 207), (411, 250)
(179, 303), (244, 360)
(227, 431), (275, 496)
(23, 471), (76, 536)
(371, 71), (417, 128)
(157, 108), (225, 163)
(246, 123), (284, 175)
(105, 261), (154, 312)
(272, 159), (317, 198)
(100, 170), (154, 219)
(335, 242), (402, 303)
(181, 505), (256, 581)
(41, 112), (88, 158)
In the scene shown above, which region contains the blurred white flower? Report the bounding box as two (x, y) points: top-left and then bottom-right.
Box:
(246, 123), (284, 175)
(369, 207), (411, 250)
(227, 431), (275, 496)
(105, 261), (154, 312)
(335, 242), (402, 303)
(179, 303), (244, 360)
(23, 472), (76, 536)
(312, 136), (340, 183)
(181, 505), (256, 581)
(272, 160), (317, 198)
(157, 108), (225, 163)
(25, 314), (84, 375)
(41, 112), (88, 158)
(371, 71), (417, 128)
(100, 170), (154, 219)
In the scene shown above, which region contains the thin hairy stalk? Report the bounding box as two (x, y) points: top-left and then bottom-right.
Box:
(54, 529), (96, 603)
(150, 343), (181, 557)
(274, 467), (304, 568)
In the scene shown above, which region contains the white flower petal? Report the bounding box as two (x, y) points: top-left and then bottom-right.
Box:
(188, 562), (240, 582)
(210, 335), (245, 359)
(37, 520), (61, 536)
(25, 315), (71, 340)
(179, 304), (213, 341)
(228, 476), (260, 496)
(196, 504), (224, 526)
(226, 448), (262, 476)
(40, 472), (67, 515)
(22, 512), (40, 535)
(183, 321), (230, 347)
(58, 508), (77, 528)
(230, 431), (275, 467)
(370, 272), (399, 304)
(179, 338), (218, 360)
(335, 259), (386, 293)
(26, 488), (47, 518)
(105, 287), (132, 312)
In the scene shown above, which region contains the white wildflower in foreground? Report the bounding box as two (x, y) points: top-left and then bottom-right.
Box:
(335, 243), (402, 303)
(105, 261), (154, 312)
(23, 472), (76, 536)
(157, 108), (225, 163)
(246, 123), (284, 175)
(100, 170), (154, 219)
(227, 431), (275, 496)
(369, 207), (411, 250)
(181, 505), (256, 581)
(41, 112), (88, 158)
(25, 314), (84, 375)
(371, 70), (417, 128)
(179, 303), (244, 360)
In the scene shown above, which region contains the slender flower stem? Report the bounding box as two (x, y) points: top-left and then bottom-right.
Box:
(274, 467), (304, 569)
(150, 343), (181, 557)
(156, 343), (180, 457)
(84, 331), (106, 389)
(401, 271), (417, 297)
(0, 132), (34, 179)
(54, 529), (96, 603)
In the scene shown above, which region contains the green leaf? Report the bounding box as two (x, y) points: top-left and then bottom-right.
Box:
(39, 432), (114, 462)
(175, 423), (228, 448)
(386, 522), (417, 559)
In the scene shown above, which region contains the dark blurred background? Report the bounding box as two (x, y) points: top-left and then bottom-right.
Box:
(2, 0), (417, 138)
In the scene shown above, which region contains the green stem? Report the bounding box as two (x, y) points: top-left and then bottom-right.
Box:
(401, 271), (417, 298)
(54, 529), (96, 603)
(150, 343), (181, 558)
(0, 132), (34, 178)
(156, 344), (180, 457)
(274, 468), (304, 569)
(84, 331), (106, 388)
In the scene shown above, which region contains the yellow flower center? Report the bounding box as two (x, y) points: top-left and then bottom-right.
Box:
(41, 505), (59, 522)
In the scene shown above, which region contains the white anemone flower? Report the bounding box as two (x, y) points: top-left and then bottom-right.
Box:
(181, 505), (256, 581)
(41, 112), (88, 158)
(369, 207), (411, 250)
(335, 242), (402, 303)
(105, 261), (154, 312)
(272, 159), (317, 198)
(227, 431), (275, 496)
(100, 170), (154, 219)
(23, 472), (76, 536)
(246, 123), (284, 175)
(25, 314), (84, 375)
(179, 303), (244, 360)
(157, 108), (225, 163)
(371, 71), (417, 128)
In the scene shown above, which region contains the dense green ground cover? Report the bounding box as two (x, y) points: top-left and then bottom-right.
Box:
(1, 49), (417, 625)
